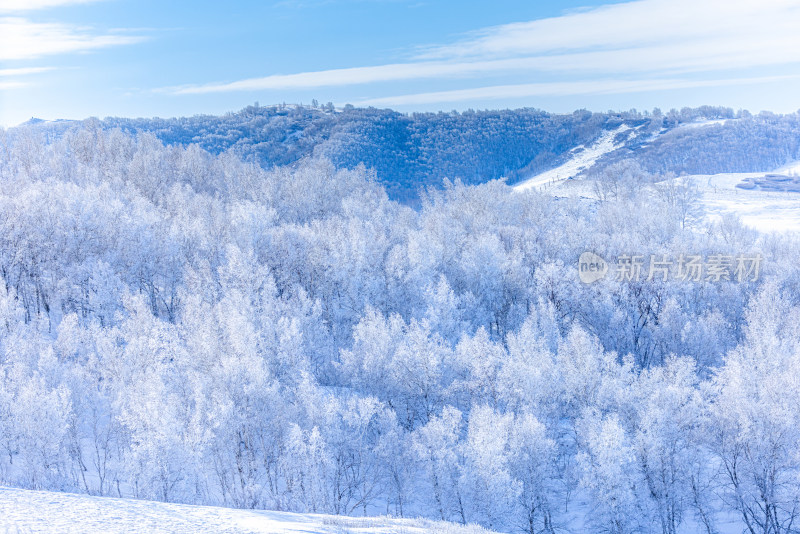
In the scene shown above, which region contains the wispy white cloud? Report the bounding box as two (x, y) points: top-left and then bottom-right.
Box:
(164, 60), (522, 94)
(167, 33), (800, 95)
(162, 0), (800, 98)
(356, 75), (800, 107)
(0, 66), (54, 76)
(0, 0), (101, 12)
(0, 17), (146, 61)
(0, 80), (28, 90)
(275, 0), (407, 6)
(415, 0), (800, 60)
(0, 66), (54, 91)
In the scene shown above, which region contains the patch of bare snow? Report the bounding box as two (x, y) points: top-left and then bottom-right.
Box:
(674, 118), (734, 130)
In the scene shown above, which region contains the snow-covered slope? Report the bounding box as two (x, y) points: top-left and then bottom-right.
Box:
(0, 487), (496, 534)
(775, 159), (800, 176)
(513, 125), (632, 191)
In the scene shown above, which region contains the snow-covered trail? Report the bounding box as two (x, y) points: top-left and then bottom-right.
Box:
(513, 125), (631, 192)
(0, 487), (495, 534)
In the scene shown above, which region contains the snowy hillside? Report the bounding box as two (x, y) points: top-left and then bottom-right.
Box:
(0, 487), (495, 534)
(513, 125), (634, 191)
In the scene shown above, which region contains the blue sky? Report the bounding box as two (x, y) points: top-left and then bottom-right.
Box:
(1, 0), (800, 126)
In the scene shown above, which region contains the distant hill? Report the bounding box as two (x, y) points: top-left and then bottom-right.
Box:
(15, 105), (800, 202)
(102, 105), (625, 201)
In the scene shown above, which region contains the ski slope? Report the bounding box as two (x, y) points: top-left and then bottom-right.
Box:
(0, 487), (496, 534)
(513, 125), (632, 191)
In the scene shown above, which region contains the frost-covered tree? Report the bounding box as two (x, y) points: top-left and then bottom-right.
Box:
(0, 119), (798, 532)
(708, 283), (800, 534)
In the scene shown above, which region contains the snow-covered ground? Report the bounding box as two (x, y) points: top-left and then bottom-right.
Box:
(525, 163), (800, 234)
(679, 171), (800, 233)
(0, 487), (496, 534)
(626, 170), (797, 233)
(513, 125), (632, 191)
(0, 486), (751, 534)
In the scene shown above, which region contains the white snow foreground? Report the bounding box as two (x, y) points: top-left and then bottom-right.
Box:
(0, 487), (497, 534)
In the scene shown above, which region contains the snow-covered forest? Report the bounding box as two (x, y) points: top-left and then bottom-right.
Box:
(96, 104), (800, 202)
(1, 119), (800, 534)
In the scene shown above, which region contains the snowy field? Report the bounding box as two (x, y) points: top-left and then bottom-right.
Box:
(0, 487), (496, 534)
(688, 171), (800, 233)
